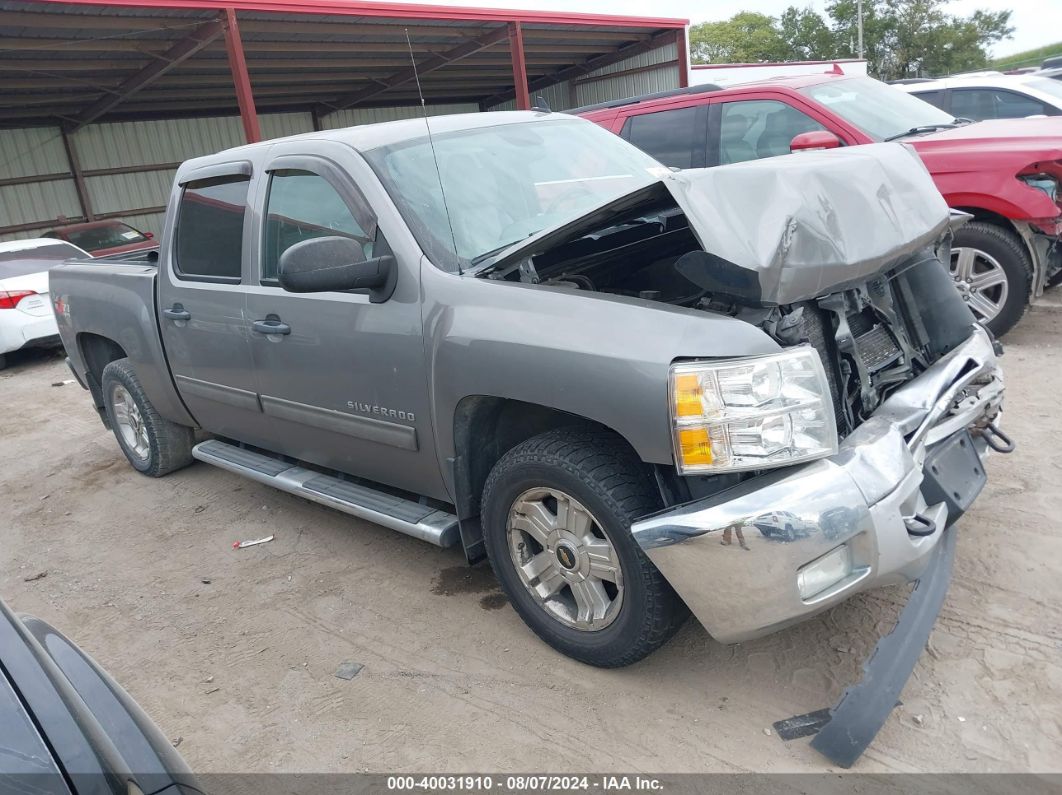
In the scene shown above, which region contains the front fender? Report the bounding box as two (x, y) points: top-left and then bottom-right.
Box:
(422, 265), (780, 468)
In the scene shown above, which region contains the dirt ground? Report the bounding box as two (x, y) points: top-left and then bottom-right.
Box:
(2, 296), (1060, 776)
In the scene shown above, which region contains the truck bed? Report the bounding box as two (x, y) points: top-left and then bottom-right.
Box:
(50, 259), (193, 428)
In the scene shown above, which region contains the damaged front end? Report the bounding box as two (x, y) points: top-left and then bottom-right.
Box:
(478, 142), (1010, 765)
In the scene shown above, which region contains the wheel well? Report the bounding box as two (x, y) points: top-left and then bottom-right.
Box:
(953, 207), (1014, 231)
(78, 333), (126, 423)
(450, 397), (640, 562)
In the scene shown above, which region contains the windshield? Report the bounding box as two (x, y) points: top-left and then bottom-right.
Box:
(1022, 77), (1062, 103)
(363, 118), (664, 270)
(62, 222), (148, 252)
(800, 77), (957, 141)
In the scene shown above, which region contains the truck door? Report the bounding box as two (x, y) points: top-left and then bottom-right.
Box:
(157, 163), (262, 442)
(243, 147), (444, 500)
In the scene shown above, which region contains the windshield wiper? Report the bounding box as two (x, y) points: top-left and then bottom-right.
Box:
(883, 123), (958, 142)
(469, 236), (534, 266)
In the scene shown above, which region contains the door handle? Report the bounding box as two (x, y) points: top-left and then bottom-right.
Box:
(253, 318), (291, 336)
(162, 305), (190, 321)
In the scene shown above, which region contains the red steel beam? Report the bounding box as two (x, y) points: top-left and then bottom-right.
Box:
(29, 0), (687, 30)
(676, 27), (689, 87)
(508, 21), (529, 111)
(223, 7), (261, 143)
(70, 15), (226, 128)
(482, 29), (678, 109)
(319, 24), (509, 114)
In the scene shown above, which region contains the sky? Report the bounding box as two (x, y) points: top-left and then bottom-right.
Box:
(416, 0), (1059, 59)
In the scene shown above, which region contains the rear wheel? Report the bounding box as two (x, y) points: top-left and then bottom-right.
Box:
(102, 358), (194, 477)
(481, 428), (687, 667)
(950, 222), (1031, 337)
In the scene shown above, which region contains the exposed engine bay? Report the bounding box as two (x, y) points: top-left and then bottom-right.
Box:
(483, 200), (976, 438)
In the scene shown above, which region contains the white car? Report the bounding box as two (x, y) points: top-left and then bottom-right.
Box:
(0, 238), (89, 370)
(897, 73), (1062, 121)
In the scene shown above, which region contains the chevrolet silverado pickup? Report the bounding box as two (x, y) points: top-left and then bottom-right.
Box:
(51, 113), (1008, 758)
(578, 74), (1062, 337)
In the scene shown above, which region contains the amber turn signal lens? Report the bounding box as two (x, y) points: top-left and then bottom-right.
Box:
(674, 373), (703, 417)
(677, 427), (713, 466)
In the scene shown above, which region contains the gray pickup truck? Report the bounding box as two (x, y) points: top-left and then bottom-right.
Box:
(51, 112), (1007, 728)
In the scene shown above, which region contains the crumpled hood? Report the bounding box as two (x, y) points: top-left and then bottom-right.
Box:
(663, 143), (950, 304)
(480, 142), (951, 306)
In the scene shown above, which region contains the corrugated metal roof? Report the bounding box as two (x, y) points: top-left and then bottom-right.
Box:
(0, 1), (685, 127)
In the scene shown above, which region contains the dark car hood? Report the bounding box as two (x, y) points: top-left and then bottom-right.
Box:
(479, 142), (951, 305)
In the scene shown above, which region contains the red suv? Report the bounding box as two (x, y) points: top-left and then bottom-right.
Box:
(577, 74), (1062, 336)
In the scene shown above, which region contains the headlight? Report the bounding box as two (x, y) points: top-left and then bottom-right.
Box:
(1019, 173), (1058, 203)
(669, 348), (838, 474)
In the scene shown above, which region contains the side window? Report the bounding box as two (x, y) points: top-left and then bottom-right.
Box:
(718, 100), (827, 164)
(261, 169), (375, 283)
(912, 90), (946, 110)
(622, 106), (700, 169)
(991, 90), (1048, 118)
(951, 89), (1047, 120)
(174, 175), (249, 281)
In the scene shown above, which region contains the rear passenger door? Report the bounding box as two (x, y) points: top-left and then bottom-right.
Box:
(157, 163), (261, 441)
(619, 104), (708, 170)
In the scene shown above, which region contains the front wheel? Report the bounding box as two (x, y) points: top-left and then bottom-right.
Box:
(481, 428), (687, 667)
(101, 358), (194, 477)
(950, 222), (1032, 338)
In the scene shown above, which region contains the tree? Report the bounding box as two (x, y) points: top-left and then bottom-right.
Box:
(689, 1), (1014, 80)
(778, 8), (837, 61)
(689, 12), (789, 64)
(826, 0), (1013, 79)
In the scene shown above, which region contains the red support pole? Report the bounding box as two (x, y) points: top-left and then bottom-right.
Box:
(676, 27), (689, 88)
(223, 7), (261, 143)
(508, 21), (530, 110)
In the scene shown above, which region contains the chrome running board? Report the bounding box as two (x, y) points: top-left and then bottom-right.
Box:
(192, 439), (459, 548)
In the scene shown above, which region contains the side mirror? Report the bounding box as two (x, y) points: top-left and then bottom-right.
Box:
(790, 131), (842, 152)
(278, 236), (396, 303)
(144, 231), (155, 240)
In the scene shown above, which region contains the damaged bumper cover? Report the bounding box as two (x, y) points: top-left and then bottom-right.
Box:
(631, 324), (1004, 645)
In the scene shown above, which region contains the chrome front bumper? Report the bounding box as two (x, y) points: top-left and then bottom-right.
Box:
(632, 325), (1004, 644)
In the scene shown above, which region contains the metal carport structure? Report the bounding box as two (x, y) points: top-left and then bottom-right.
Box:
(0, 0), (688, 239)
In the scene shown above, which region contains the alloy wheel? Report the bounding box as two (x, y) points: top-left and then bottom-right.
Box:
(506, 487), (624, 631)
(950, 246), (1009, 324)
(112, 384), (150, 460)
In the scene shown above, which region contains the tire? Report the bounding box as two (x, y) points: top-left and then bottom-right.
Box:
(0, 353), (6, 371)
(481, 428), (688, 667)
(951, 222), (1032, 338)
(101, 358), (194, 477)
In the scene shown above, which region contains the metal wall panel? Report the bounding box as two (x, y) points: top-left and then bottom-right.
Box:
(85, 169), (176, 216)
(0, 179), (81, 230)
(0, 104), (478, 242)
(260, 112), (315, 140)
(320, 102), (478, 130)
(573, 64), (679, 107)
(0, 126), (68, 180)
(488, 41), (680, 113)
(73, 117), (245, 171)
